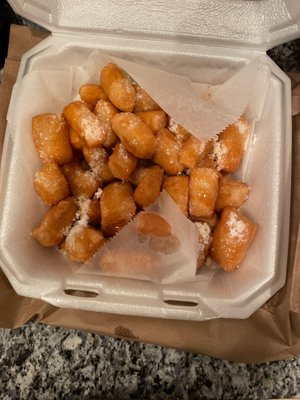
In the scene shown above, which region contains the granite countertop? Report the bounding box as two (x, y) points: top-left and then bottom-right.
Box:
(1, 3), (300, 399)
(1, 322), (300, 400)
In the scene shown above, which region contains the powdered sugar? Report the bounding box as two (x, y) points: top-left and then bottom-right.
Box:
(226, 211), (247, 239)
(97, 100), (110, 115)
(66, 196), (90, 249)
(120, 78), (134, 95)
(55, 114), (66, 133)
(75, 195), (91, 227)
(213, 141), (228, 170)
(235, 118), (249, 136)
(81, 113), (106, 146)
(118, 143), (130, 161)
(35, 170), (51, 188)
(195, 222), (211, 255)
(168, 117), (179, 134)
(94, 100), (115, 125)
(213, 141), (227, 159)
(89, 149), (101, 162)
(135, 88), (143, 100)
(195, 222), (211, 245)
(124, 116), (140, 130)
(61, 223), (73, 237)
(190, 136), (206, 157)
(35, 166), (66, 192)
(65, 224), (84, 251)
(87, 148), (107, 170)
(83, 167), (102, 185)
(94, 188), (103, 199)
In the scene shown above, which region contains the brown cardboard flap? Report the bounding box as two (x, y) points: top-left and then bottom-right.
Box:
(290, 115), (300, 313)
(288, 74), (300, 115)
(0, 24), (300, 364)
(7, 24), (49, 60)
(0, 58), (19, 156)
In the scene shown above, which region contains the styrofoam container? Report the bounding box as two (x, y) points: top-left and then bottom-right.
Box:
(0, 0), (298, 320)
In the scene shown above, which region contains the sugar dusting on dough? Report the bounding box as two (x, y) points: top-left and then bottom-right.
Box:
(61, 224), (73, 237)
(95, 100), (112, 121)
(226, 211), (246, 239)
(124, 115), (140, 130)
(213, 141), (227, 159)
(235, 118), (249, 136)
(213, 141), (228, 171)
(196, 138), (206, 155)
(85, 148), (107, 178)
(80, 109), (106, 144)
(94, 188), (103, 199)
(65, 224), (84, 251)
(75, 195), (91, 227)
(168, 117), (179, 134)
(135, 87), (143, 100)
(65, 195), (90, 251)
(118, 143), (130, 161)
(195, 222), (211, 255)
(120, 78), (134, 95)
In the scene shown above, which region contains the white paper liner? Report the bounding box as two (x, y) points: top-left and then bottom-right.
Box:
(83, 52), (271, 140)
(85, 191), (199, 284)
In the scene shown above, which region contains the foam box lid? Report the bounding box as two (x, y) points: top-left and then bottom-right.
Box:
(8, 0), (300, 50)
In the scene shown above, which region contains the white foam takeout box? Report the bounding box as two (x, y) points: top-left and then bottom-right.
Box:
(0, 0), (299, 320)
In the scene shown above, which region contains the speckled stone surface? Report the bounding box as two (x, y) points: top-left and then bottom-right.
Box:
(0, 322), (300, 400)
(267, 40), (300, 72)
(1, 4), (300, 398)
